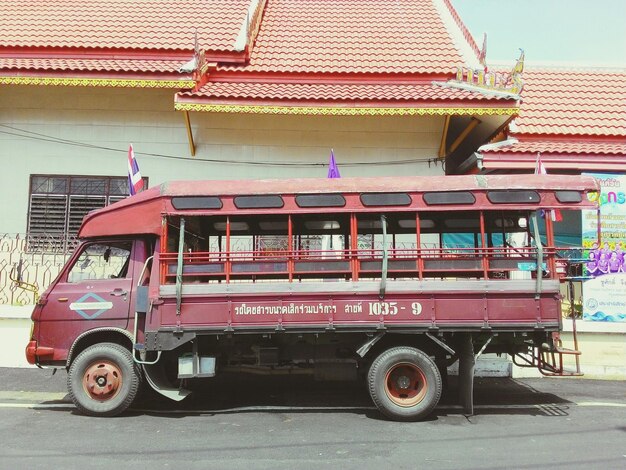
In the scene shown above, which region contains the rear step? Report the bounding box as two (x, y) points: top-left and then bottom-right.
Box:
(512, 332), (583, 377)
(540, 332), (583, 376)
(517, 264), (584, 377)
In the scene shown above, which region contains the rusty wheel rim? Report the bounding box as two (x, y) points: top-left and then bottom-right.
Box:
(82, 360), (123, 401)
(384, 362), (428, 407)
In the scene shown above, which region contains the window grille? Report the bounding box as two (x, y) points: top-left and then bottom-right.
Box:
(27, 175), (148, 247)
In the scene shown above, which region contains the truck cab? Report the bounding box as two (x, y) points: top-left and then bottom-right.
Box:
(26, 237), (154, 414)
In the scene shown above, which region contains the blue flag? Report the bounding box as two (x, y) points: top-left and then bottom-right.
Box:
(327, 149), (340, 178)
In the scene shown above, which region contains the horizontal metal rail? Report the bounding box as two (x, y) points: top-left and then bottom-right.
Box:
(159, 246), (560, 284)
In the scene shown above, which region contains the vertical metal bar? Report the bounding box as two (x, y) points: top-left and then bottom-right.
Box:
(225, 216), (231, 283)
(531, 212), (544, 303)
(479, 211), (488, 279)
(526, 212), (532, 251)
(416, 212), (423, 280)
(379, 215), (388, 299)
(288, 214), (293, 282)
(160, 216), (168, 285)
(569, 279), (581, 373)
(545, 214), (556, 277)
(350, 213), (358, 281)
(175, 217), (185, 318)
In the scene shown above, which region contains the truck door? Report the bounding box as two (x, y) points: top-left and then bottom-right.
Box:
(44, 240), (135, 332)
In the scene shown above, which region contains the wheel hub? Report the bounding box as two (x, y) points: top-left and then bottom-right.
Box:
(384, 362), (428, 407)
(83, 361), (122, 401)
(396, 375), (411, 389)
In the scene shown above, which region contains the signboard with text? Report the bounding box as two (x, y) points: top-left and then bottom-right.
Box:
(581, 173), (626, 322)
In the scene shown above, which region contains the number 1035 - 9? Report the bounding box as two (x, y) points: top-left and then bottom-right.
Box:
(367, 301), (422, 316)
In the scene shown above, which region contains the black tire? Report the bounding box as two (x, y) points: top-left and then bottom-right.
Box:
(367, 346), (442, 421)
(68, 342), (140, 417)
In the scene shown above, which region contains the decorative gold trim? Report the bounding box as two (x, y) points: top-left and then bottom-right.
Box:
(454, 49), (525, 96)
(174, 103), (518, 116)
(0, 76), (195, 89)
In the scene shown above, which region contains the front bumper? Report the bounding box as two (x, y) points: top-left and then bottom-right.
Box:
(25, 340), (55, 365)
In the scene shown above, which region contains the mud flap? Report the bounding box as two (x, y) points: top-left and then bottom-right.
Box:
(143, 362), (191, 402)
(458, 334), (475, 415)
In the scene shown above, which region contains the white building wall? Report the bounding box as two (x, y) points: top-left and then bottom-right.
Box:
(0, 85), (445, 234)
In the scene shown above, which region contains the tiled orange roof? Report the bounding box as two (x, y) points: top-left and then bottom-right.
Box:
(217, 0), (465, 75)
(479, 69), (626, 170)
(1, 0), (495, 107)
(175, 1), (510, 108)
(514, 69), (626, 137)
(485, 140), (626, 155)
(0, 0), (251, 52)
(178, 81), (511, 103)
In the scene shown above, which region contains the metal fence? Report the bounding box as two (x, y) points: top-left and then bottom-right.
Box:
(0, 233), (77, 305)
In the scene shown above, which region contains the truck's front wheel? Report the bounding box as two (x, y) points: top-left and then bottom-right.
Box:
(368, 346), (442, 421)
(68, 342), (140, 417)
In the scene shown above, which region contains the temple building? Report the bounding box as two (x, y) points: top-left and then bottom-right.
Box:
(0, 0), (623, 278)
(1, 0), (624, 375)
(1, 0), (523, 237)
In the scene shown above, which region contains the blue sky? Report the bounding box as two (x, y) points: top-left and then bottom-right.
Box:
(452, 0), (626, 67)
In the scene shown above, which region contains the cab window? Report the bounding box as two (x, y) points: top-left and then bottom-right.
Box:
(67, 242), (132, 283)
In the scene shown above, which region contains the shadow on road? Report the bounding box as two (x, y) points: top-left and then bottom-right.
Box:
(63, 374), (574, 420)
(6, 367), (581, 420)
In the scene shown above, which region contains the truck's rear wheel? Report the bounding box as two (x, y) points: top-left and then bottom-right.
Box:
(68, 342), (140, 417)
(368, 346), (442, 421)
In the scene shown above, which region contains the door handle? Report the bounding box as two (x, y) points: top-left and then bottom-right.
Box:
(110, 288), (128, 297)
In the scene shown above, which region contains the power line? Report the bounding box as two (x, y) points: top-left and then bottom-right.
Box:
(0, 123), (442, 168)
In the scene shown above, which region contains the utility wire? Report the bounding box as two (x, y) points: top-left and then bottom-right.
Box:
(0, 123), (442, 168)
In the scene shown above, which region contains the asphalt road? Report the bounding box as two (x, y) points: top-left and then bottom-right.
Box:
(0, 368), (625, 470)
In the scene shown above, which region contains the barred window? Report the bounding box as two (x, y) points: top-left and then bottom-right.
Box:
(27, 175), (148, 237)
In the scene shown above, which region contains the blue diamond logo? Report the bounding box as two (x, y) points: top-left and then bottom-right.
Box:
(70, 293), (113, 320)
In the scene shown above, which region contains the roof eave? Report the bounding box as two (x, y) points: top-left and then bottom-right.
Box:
(481, 151), (626, 172)
(173, 98), (519, 116)
(0, 70), (195, 88)
(0, 50), (250, 69)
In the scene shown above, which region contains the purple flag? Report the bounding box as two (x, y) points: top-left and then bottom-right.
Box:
(327, 149), (340, 178)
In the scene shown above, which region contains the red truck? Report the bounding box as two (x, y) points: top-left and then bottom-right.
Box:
(25, 174), (599, 420)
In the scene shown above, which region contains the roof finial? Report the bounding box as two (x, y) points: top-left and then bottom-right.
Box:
(512, 48), (525, 74)
(478, 33), (487, 73)
(178, 28), (199, 73)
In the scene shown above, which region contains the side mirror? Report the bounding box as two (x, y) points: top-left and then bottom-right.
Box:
(8, 258), (25, 284)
